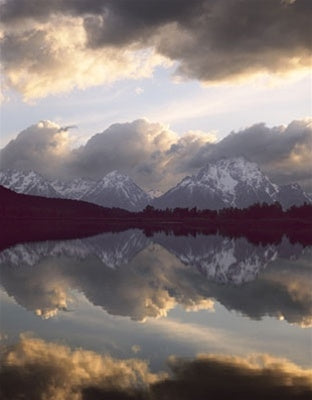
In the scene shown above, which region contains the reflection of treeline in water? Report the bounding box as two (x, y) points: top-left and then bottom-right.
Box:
(1, 184), (312, 250)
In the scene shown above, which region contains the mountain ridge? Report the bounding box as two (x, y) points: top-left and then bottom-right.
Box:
(0, 157), (310, 210)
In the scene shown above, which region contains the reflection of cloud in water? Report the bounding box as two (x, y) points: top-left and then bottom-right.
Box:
(0, 242), (216, 321)
(1, 335), (311, 400)
(0, 259), (73, 320)
(34, 286), (68, 320)
(207, 254), (312, 327)
(0, 231), (311, 325)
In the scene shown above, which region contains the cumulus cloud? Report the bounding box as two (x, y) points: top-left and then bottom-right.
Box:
(1, 118), (311, 191)
(0, 120), (73, 177)
(0, 334), (162, 400)
(189, 118), (312, 189)
(0, 0), (311, 99)
(0, 118), (216, 190)
(1, 335), (311, 400)
(69, 119), (217, 190)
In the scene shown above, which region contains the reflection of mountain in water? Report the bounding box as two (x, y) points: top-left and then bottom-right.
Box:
(0, 229), (149, 269)
(154, 234), (304, 285)
(0, 231), (311, 325)
(0, 231), (305, 286)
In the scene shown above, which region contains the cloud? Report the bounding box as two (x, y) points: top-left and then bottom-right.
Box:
(192, 118), (312, 189)
(0, 334), (162, 400)
(0, 118), (216, 190)
(155, 0), (312, 84)
(1, 118), (311, 191)
(69, 119), (217, 190)
(158, 353), (312, 400)
(135, 87), (144, 95)
(0, 0), (311, 99)
(0, 120), (73, 177)
(207, 252), (312, 327)
(1, 334), (311, 400)
(0, 13), (168, 101)
(0, 247), (73, 319)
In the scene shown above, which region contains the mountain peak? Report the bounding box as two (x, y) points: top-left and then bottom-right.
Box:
(152, 157), (309, 210)
(106, 170), (126, 178)
(0, 169), (60, 198)
(196, 157), (272, 193)
(101, 170), (132, 181)
(82, 171), (150, 211)
(96, 171), (135, 190)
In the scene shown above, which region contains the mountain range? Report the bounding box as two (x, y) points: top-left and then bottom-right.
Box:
(0, 157), (310, 210)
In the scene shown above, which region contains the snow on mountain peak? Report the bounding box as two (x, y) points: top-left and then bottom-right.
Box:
(81, 171), (150, 210)
(98, 171), (133, 187)
(197, 157), (267, 189)
(50, 176), (96, 200)
(152, 156), (309, 210)
(0, 169), (60, 198)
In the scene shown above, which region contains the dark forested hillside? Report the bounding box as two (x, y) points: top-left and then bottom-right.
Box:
(0, 185), (131, 219)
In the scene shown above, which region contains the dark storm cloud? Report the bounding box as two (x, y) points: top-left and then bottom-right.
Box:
(1, 335), (311, 400)
(0, 0), (196, 25)
(0, 0), (311, 98)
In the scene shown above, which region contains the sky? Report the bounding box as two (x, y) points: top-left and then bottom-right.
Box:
(0, 0), (311, 191)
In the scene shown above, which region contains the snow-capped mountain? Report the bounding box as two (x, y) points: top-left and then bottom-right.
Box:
(50, 177), (96, 200)
(0, 170), (60, 198)
(152, 157), (310, 210)
(81, 171), (150, 210)
(0, 159), (310, 210)
(0, 169), (150, 210)
(50, 172), (151, 210)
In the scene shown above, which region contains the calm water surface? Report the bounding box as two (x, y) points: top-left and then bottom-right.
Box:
(0, 230), (311, 398)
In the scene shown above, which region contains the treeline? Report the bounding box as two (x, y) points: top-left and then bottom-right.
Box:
(137, 202), (312, 221)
